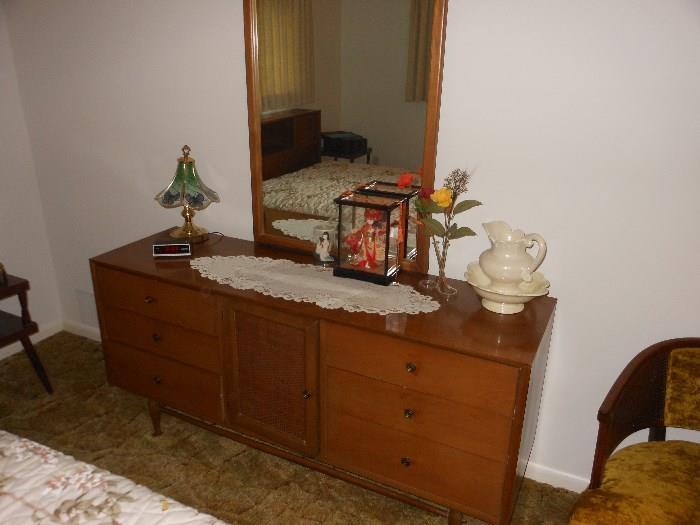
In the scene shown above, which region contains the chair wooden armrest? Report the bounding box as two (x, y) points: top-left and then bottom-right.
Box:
(588, 337), (700, 488)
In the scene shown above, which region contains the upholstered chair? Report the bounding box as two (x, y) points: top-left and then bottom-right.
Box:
(569, 337), (700, 525)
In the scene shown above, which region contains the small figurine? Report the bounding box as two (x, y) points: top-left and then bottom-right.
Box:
(315, 231), (335, 263)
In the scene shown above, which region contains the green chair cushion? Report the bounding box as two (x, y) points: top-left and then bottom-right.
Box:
(570, 440), (700, 524)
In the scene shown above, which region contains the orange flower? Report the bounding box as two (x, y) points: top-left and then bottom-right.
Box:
(397, 172), (415, 188)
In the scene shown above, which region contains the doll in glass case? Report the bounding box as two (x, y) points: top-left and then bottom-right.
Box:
(334, 192), (404, 285)
(343, 208), (387, 269)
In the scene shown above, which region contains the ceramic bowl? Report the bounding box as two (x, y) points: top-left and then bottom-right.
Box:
(465, 261), (550, 314)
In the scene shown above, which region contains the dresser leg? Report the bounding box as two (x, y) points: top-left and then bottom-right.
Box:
(148, 399), (163, 436)
(447, 509), (463, 525)
(20, 336), (53, 394)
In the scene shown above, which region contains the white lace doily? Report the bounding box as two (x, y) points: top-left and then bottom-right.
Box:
(271, 218), (336, 242)
(190, 256), (440, 315)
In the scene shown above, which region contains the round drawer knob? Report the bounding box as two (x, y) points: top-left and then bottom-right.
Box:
(152, 333), (162, 342)
(403, 408), (415, 419)
(152, 375), (162, 385)
(405, 362), (417, 374)
(302, 390), (312, 400)
(400, 457), (412, 467)
(144, 296), (156, 304)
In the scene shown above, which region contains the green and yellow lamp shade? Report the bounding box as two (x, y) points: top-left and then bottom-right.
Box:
(155, 145), (220, 243)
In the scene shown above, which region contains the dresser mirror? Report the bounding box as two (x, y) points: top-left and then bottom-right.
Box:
(244, 0), (448, 273)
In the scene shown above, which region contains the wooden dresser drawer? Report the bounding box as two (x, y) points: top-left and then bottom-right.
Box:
(323, 410), (504, 521)
(323, 322), (519, 416)
(101, 307), (220, 372)
(326, 367), (511, 462)
(104, 341), (222, 423)
(94, 267), (218, 335)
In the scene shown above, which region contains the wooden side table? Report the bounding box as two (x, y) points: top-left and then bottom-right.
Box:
(0, 275), (53, 393)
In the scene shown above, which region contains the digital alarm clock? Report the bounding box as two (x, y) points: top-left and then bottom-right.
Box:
(152, 241), (192, 258)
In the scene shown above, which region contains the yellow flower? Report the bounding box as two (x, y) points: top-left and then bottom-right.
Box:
(430, 187), (453, 208)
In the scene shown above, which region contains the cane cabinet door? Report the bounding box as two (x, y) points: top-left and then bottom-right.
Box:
(226, 300), (319, 456)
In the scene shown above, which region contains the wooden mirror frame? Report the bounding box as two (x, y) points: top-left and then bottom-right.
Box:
(244, 0), (448, 274)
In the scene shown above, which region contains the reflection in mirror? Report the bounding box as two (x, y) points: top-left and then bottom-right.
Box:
(246, 0), (446, 272)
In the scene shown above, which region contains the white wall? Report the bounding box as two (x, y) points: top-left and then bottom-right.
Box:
(339, 0), (426, 169)
(4, 0), (699, 491)
(306, 0), (426, 168)
(304, 0), (342, 131)
(436, 0), (700, 488)
(0, 3), (62, 356)
(4, 0), (252, 332)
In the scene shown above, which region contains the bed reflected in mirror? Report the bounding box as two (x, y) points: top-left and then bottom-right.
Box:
(245, 0), (447, 272)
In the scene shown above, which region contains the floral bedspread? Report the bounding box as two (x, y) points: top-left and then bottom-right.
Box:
(0, 430), (227, 525)
(262, 160), (411, 217)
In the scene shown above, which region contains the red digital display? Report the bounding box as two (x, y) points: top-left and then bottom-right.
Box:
(152, 243), (191, 257)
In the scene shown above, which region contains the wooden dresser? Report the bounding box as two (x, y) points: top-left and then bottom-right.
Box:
(90, 232), (556, 525)
(261, 108), (321, 180)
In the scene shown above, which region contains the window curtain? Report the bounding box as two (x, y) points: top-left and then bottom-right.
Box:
(257, 0), (314, 112)
(405, 0), (434, 102)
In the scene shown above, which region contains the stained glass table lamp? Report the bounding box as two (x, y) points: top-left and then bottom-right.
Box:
(154, 145), (220, 243)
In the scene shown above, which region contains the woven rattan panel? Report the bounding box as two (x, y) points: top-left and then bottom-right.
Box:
(236, 311), (307, 439)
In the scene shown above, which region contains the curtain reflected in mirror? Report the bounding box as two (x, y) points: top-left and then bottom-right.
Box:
(257, 0), (314, 112)
(406, 0), (434, 102)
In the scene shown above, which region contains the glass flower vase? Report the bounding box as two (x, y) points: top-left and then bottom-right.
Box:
(435, 265), (457, 298)
(418, 275), (437, 291)
(418, 257), (457, 298)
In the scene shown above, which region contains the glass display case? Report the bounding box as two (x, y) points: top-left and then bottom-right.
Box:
(333, 191), (406, 285)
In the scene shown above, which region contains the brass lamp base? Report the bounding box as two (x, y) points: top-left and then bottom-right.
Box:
(169, 206), (209, 244)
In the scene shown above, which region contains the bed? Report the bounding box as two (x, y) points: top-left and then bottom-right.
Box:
(0, 430), (227, 525)
(262, 160), (417, 241)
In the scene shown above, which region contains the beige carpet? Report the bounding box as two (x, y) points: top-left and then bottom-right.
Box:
(0, 332), (578, 524)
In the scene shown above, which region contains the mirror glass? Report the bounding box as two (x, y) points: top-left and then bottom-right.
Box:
(247, 0), (445, 270)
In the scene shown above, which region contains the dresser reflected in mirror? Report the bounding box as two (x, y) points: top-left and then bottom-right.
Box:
(245, 0), (448, 272)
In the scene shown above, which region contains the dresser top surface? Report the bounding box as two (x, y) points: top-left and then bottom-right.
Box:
(91, 231), (556, 367)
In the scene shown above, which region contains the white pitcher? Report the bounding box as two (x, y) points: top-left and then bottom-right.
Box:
(479, 221), (547, 293)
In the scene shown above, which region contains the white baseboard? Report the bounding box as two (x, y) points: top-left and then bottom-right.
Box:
(526, 461), (588, 493)
(0, 321), (64, 360)
(62, 320), (100, 341)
